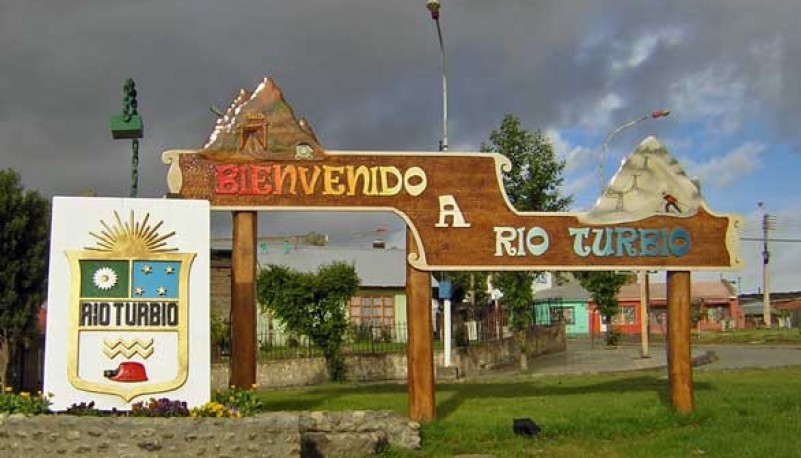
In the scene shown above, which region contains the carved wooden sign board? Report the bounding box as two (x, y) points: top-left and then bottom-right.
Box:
(163, 77), (741, 272)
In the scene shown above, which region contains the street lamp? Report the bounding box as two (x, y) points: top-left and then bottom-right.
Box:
(599, 110), (670, 193)
(427, 0), (453, 367)
(427, 0), (448, 152)
(600, 109), (670, 358)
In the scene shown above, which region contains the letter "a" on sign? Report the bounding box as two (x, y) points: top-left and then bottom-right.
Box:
(435, 195), (471, 228)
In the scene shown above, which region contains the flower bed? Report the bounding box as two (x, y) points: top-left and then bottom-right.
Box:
(0, 387), (420, 457)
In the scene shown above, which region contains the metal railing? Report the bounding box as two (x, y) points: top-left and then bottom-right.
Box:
(212, 317), (544, 362)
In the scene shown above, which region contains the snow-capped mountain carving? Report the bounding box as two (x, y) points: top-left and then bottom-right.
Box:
(580, 137), (704, 224)
(200, 77), (323, 162)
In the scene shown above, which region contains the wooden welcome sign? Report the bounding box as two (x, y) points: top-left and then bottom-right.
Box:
(162, 77), (741, 420)
(164, 78), (741, 272)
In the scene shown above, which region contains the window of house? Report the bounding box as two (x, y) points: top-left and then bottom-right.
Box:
(706, 306), (730, 323)
(349, 295), (395, 326)
(549, 306), (575, 325)
(613, 307), (636, 325)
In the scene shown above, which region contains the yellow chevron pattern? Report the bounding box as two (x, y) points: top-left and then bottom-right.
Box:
(103, 338), (155, 359)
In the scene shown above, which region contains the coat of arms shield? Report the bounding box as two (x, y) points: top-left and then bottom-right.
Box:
(64, 211), (194, 402)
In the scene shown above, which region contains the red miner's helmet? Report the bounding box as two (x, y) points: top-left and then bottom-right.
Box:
(103, 362), (149, 382)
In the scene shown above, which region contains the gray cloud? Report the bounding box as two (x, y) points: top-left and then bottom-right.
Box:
(2, 1), (801, 255)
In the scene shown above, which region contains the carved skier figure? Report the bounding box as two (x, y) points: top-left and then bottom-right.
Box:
(662, 192), (681, 213)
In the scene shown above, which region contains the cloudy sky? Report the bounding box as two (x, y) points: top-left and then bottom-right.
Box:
(2, 0), (800, 293)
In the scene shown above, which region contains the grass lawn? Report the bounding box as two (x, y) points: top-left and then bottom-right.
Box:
(258, 367), (801, 457)
(692, 328), (801, 345)
(616, 328), (801, 346)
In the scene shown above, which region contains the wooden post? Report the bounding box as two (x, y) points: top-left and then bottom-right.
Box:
(639, 270), (650, 358)
(666, 270), (693, 413)
(406, 230), (435, 421)
(230, 211), (257, 388)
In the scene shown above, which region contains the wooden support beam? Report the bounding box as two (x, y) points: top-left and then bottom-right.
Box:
(406, 230), (435, 421)
(230, 211), (257, 388)
(667, 270), (693, 413)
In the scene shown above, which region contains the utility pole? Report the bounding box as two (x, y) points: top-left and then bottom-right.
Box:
(759, 202), (774, 327)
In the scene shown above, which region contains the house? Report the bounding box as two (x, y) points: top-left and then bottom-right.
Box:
(738, 292), (801, 328)
(738, 298), (776, 328)
(256, 244), (410, 344)
(210, 232), (334, 321)
(774, 297), (801, 328)
(532, 280), (592, 335)
(589, 279), (741, 336)
(210, 234), (450, 351)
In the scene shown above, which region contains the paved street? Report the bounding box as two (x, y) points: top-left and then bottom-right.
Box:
(528, 338), (801, 376)
(696, 344), (801, 371)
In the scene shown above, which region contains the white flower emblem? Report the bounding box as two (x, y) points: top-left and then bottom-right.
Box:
(92, 267), (118, 290)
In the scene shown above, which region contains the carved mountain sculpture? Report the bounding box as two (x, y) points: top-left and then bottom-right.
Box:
(581, 137), (704, 224)
(200, 77), (323, 162)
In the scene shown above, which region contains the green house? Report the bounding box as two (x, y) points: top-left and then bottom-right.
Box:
(533, 280), (592, 336)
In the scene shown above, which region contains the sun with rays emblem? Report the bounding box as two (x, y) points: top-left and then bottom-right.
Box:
(85, 210), (177, 257)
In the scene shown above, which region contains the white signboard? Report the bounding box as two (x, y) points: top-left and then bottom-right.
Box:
(44, 197), (210, 411)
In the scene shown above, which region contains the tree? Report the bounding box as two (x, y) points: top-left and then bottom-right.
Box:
(480, 114), (572, 370)
(573, 271), (633, 345)
(256, 261), (359, 381)
(481, 114), (572, 213)
(0, 169), (50, 388)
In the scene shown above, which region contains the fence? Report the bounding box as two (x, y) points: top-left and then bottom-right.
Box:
(255, 323), (409, 361)
(212, 316), (549, 362)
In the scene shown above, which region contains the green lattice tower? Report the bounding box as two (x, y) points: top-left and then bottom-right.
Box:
(110, 78), (144, 197)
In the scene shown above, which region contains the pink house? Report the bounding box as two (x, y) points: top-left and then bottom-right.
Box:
(589, 279), (741, 336)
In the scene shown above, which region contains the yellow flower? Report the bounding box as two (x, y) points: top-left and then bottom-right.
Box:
(251, 383), (258, 389)
(20, 392), (30, 397)
(4, 386), (12, 392)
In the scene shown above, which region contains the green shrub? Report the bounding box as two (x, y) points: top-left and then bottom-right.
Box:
(606, 328), (622, 346)
(0, 388), (51, 415)
(214, 386), (263, 416)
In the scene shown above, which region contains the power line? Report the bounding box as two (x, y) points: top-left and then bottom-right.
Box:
(741, 237), (801, 243)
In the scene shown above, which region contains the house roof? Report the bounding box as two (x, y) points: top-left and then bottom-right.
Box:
(533, 279), (736, 304)
(533, 281), (591, 302)
(618, 280), (735, 302)
(738, 297), (782, 316)
(775, 299), (801, 311)
(257, 246), (407, 288)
